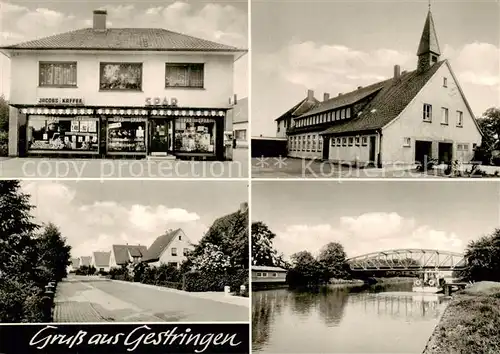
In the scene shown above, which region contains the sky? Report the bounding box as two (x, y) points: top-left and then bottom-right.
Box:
(252, 0), (500, 137)
(252, 181), (500, 260)
(21, 180), (248, 258)
(0, 0), (248, 98)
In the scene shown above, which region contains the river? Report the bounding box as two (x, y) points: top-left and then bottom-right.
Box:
(252, 282), (450, 353)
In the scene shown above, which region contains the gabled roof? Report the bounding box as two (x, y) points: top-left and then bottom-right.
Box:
(275, 96), (319, 122)
(417, 10), (441, 56)
(143, 229), (183, 263)
(233, 97), (248, 124)
(298, 81), (388, 119)
(112, 244), (147, 265)
(321, 60), (446, 135)
(93, 251), (111, 267)
(0, 28), (243, 53)
(80, 256), (92, 266)
(252, 265), (287, 272)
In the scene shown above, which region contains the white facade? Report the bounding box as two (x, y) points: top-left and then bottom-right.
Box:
(234, 121), (248, 148)
(149, 230), (194, 268)
(288, 132), (323, 159)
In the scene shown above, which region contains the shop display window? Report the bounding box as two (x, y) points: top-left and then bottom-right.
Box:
(107, 117), (147, 153)
(174, 117), (216, 154)
(27, 116), (99, 152)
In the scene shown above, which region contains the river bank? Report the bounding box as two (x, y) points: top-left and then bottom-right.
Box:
(423, 281), (500, 354)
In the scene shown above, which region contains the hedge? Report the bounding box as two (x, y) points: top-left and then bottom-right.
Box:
(0, 131), (7, 157)
(183, 269), (248, 292)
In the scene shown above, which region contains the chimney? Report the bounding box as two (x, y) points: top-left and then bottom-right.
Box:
(233, 94), (238, 105)
(93, 10), (107, 31)
(394, 65), (401, 80)
(323, 93), (330, 101)
(240, 202), (248, 213)
(307, 89), (314, 100)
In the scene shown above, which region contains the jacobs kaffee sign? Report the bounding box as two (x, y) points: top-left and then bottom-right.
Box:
(38, 98), (84, 105)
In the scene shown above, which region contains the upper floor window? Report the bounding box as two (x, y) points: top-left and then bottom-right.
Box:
(341, 109), (346, 119)
(39, 62), (77, 87)
(443, 77), (448, 87)
(441, 107), (449, 125)
(346, 107), (351, 118)
(165, 63), (204, 88)
(457, 111), (463, 127)
(423, 104), (432, 122)
(171, 247), (177, 256)
(100, 63), (142, 91)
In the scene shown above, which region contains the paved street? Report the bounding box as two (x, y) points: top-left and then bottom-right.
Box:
(0, 149), (248, 178)
(252, 157), (446, 178)
(54, 276), (249, 322)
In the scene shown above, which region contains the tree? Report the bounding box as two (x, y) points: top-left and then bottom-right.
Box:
(251, 222), (279, 267)
(288, 251), (326, 287)
(317, 242), (350, 280)
(476, 107), (500, 164)
(35, 223), (72, 282)
(461, 229), (500, 282)
(0, 95), (8, 132)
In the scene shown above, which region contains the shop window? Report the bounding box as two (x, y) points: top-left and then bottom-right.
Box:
(171, 248), (177, 256)
(165, 63), (204, 88)
(107, 117), (146, 153)
(175, 117), (216, 154)
(100, 63), (142, 91)
(39, 62), (77, 87)
(27, 116), (99, 152)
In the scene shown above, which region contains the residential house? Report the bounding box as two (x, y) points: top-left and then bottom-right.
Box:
(232, 96), (249, 148)
(69, 257), (80, 272)
(80, 256), (92, 267)
(92, 251), (111, 272)
(1, 10), (246, 161)
(109, 244), (148, 268)
(142, 229), (193, 268)
(282, 9), (482, 166)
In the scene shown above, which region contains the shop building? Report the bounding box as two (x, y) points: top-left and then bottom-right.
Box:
(142, 229), (193, 269)
(0, 10), (246, 160)
(281, 9), (482, 166)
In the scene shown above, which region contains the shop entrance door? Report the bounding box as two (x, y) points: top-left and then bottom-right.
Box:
(150, 119), (173, 155)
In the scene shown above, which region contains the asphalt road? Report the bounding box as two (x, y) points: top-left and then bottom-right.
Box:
(54, 276), (249, 322)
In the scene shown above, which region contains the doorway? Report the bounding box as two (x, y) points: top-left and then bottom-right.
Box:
(415, 140), (432, 164)
(322, 136), (330, 160)
(150, 119), (173, 155)
(438, 142), (453, 164)
(369, 136), (376, 166)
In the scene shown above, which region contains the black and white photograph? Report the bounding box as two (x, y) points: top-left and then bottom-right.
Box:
(251, 181), (500, 353)
(251, 0), (499, 178)
(0, 0), (248, 178)
(0, 180), (249, 323)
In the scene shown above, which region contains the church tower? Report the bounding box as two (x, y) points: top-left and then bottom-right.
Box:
(417, 6), (441, 73)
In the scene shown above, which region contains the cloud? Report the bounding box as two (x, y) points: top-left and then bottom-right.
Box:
(0, 1), (247, 47)
(22, 181), (207, 258)
(273, 212), (464, 260)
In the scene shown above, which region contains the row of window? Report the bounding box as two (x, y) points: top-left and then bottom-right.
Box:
(255, 272), (279, 277)
(295, 107), (352, 128)
(423, 104), (463, 127)
(331, 136), (369, 147)
(289, 134), (323, 152)
(170, 247), (190, 256)
(39, 61), (205, 90)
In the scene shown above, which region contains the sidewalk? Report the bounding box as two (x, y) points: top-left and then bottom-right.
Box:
(111, 279), (250, 308)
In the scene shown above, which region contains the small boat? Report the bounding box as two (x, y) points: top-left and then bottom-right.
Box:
(412, 273), (444, 294)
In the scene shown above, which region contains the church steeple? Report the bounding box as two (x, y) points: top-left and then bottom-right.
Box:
(417, 6), (441, 73)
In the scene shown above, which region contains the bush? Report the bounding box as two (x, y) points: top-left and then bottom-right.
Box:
(0, 278), (48, 323)
(183, 269), (248, 292)
(0, 131), (8, 157)
(109, 265), (131, 281)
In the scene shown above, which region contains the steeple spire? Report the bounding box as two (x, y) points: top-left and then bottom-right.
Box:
(417, 6), (441, 72)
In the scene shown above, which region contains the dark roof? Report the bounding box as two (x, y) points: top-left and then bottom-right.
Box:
(1, 28), (243, 52)
(299, 82), (388, 119)
(321, 61), (446, 135)
(417, 10), (441, 56)
(93, 251), (111, 267)
(112, 244), (147, 265)
(233, 97), (248, 124)
(143, 229), (181, 263)
(275, 96), (319, 122)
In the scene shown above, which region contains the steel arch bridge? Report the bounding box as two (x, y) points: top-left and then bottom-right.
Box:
(347, 249), (466, 271)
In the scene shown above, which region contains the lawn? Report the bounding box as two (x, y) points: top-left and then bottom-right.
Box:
(423, 281), (500, 354)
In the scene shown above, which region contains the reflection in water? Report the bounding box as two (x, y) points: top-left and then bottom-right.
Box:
(252, 283), (450, 353)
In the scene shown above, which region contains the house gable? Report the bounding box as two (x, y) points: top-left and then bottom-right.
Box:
(157, 229), (193, 265)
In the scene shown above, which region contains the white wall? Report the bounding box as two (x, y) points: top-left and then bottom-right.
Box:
(288, 133), (323, 159)
(382, 62), (482, 164)
(328, 135), (377, 164)
(9, 50), (234, 109)
(156, 230), (194, 268)
(234, 121), (248, 147)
